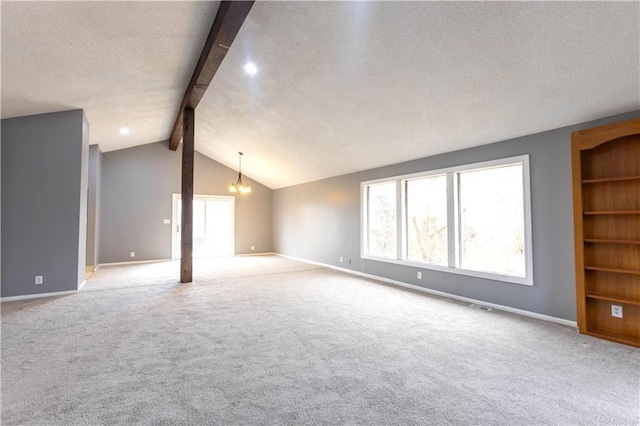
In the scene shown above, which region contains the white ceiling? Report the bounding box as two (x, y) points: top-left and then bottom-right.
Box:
(3, 1), (639, 189)
(1, 1), (219, 152)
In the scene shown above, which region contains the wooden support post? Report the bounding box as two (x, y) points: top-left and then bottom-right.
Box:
(180, 107), (195, 283)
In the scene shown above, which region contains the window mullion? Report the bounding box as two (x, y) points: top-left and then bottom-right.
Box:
(364, 186), (369, 255)
(397, 180), (405, 260)
(446, 173), (456, 268)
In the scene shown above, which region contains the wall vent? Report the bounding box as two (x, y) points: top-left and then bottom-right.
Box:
(468, 303), (492, 312)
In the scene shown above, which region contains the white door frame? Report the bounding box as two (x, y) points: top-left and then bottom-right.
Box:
(171, 193), (235, 260)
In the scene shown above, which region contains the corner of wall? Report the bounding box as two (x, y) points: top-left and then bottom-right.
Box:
(1, 110), (88, 298)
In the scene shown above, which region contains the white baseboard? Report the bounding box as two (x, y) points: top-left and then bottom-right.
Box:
(96, 254), (277, 269)
(277, 254), (578, 329)
(1, 289), (77, 303)
(96, 258), (171, 269)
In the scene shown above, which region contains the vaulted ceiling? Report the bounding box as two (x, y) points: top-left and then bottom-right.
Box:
(1, 1), (219, 151)
(3, 1), (639, 189)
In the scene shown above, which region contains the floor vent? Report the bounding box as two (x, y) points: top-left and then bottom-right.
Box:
(468, 304), (492, 312)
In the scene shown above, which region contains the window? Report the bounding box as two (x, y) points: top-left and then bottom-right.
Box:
(361, 155), (532, 285)
(458, 164), (525, 277)
(365, 182), (397, 258)
(406, 175), (448, 266)
(172, 195), (235, 259)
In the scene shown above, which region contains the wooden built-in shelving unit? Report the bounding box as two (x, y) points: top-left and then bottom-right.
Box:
(572, 117), (640, 348)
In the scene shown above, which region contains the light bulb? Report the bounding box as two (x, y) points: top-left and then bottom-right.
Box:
(244, 62), (257, 75)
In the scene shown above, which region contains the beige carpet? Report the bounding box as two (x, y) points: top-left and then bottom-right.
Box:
(2, 255), (639, 425)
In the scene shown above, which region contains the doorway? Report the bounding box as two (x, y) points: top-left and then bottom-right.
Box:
(171, 194), (235, 259)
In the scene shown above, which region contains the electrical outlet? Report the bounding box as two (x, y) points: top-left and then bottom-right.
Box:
(251, 246), (255, 251)
(130, 252), (135, 258)
(611, 305), (623, 318)
(163, 219), (171, 224)
(417, 271), (422, 279)
(35, 276), (43, 285)
(339, 257), (343, 263)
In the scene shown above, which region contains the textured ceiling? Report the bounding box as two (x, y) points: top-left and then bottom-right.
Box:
(198, 1), (640, 189)
(1, 1), (219, 151)
(2, 2), (639, 189)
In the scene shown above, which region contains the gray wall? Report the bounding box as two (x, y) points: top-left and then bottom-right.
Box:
(99, 141), (272, 264)
(86, 144), (102, 269)
(1, 110), (88, 297)
(77, 114), (89, 287)
(1, 121), (2, 287)
(273, 110), (640, 321)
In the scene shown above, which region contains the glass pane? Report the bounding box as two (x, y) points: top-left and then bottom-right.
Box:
(205, 200), (233, 256)
(367, 182), (397, 258)
(459, 164), (525, 277)
(406, 175), (448, 265)
(193, 200), (206, 257)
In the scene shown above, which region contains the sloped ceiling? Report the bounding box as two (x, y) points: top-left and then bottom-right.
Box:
(3, 1), (639, 189)
(1, 1), (220, 151)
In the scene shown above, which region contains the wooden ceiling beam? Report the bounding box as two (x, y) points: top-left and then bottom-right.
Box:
(169, 0), (254, 150)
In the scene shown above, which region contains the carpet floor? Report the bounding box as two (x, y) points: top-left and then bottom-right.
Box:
(1, 255), (639, 425)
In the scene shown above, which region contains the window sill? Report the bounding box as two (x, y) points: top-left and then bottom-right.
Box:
(361, 255), (533, 286)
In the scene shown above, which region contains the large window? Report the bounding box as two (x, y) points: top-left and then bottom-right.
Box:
(361, 155), (532, 285)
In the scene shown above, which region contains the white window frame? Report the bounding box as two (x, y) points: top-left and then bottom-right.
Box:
(361, 155), (533, 286)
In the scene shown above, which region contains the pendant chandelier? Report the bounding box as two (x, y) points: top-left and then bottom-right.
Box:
(229, 152), (251, 194)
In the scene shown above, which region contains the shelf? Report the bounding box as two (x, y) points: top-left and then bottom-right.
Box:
(583, 210), (640, 215)
(582, 175), (640, 184)
(586, 292), (640, 306)
(586, 329), (640, 348)
(584, 239), (640, 245)
(574, 118), (640, 348)
(585, 266), (640, 276)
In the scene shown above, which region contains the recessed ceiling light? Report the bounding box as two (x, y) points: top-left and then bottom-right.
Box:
(119, 127), (130, 135)
(244, 62), (257, 75)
